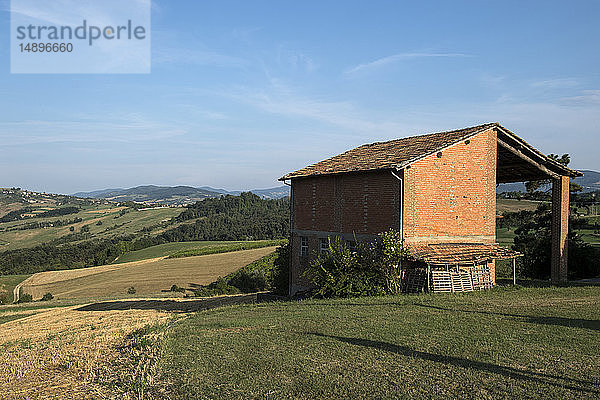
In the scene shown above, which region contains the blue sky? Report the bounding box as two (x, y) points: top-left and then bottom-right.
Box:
(1, 0), (599, 194)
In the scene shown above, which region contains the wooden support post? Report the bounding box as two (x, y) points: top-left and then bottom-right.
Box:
(426, 264), (431, 293)
(551, 176), (569, 283)
(512, 258), (517, 286)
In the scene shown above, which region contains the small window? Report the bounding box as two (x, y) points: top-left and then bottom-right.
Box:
(346, 240), (356, 253)
(300, 236), (308, 256)
(319, 238), (329, 253)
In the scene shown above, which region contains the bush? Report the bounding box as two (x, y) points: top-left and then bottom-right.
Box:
(127, 286), (136, 295)
(0, 292), (10, 305)
(228, 269), (268, 293)
(170, 284), (185, 293)
(41, 292), (54, 301)
(272, 243), (289, 296)
(304, 230), (408, 298)
(18, 293), (33, 303)
(194, 277), (240, 297)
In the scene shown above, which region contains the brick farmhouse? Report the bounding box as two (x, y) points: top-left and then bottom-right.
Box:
(279, 123), (582, 295)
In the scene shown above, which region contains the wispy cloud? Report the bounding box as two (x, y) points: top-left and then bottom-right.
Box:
(531, 78), (579, 89)
(152, 47), (248, 68)
(0, 113), (188, 146)
(224, 78), (409, 137)
(560, 89), (600, 105)
(345, 52), (471, 75)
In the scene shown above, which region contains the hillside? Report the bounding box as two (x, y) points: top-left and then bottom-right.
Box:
(0, 191), (181, 252)
(74, 184), (290, 204)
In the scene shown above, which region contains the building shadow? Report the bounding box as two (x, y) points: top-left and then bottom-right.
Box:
(308, 332), (598, 394)
(414, 303), (600, 331)
(76, 293), (258, 313)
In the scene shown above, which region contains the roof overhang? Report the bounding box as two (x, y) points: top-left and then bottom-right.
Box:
(408, 243), (522, 266)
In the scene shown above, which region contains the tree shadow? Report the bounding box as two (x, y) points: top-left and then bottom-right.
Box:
(308, 332), (598, 394)
(414, 304), (600, 331)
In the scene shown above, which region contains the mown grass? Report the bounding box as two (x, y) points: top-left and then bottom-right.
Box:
(154, 285), (600, 399)
(167, 239), (286, 259)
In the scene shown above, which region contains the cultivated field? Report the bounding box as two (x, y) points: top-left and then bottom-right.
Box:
(18, 247), (277, 301)
(0, 204), (181, 251)
(496, 198), (544, 213)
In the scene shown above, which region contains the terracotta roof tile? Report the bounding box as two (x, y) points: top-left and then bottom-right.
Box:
(280, 123), (498, 180)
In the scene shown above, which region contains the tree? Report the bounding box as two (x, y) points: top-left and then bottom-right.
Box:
(512, 204), (600, 279)
(525, 153), (582, 195)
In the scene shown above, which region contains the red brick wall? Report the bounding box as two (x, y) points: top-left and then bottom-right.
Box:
(293, 170), (400, 234)
(403, 128), (497, 244)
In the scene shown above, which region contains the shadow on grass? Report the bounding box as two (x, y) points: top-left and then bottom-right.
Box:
(415, 304), (600, 331)
(76, 293), (259, 313)
(495, 278), (600, 287)
(309, 332), (598, 394)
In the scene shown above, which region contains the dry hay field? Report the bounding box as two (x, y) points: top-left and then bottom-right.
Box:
(18, 246), (277, 301)
(496, 198), (544, 213)
(0, 302), (174, 399)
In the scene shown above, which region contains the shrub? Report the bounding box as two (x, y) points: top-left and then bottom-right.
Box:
(194, 277), (240, 297)
(127, 286), (136, 295)
(271, 243), (289, 296)
(18, 293), (33, 303)
(228, 269), (267, 293)
(304, 230), (408, 298)
(41, 292), (54, 301)
(0, 292), (10, 305)
(170, 284), (185, 293)
(96, 220), (103, 226)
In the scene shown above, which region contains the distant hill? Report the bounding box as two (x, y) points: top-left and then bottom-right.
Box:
(74, 185), (290, 204)
(497, 170), (600, 193)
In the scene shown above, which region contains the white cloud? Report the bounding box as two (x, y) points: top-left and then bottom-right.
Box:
(345, 52), (471, 75)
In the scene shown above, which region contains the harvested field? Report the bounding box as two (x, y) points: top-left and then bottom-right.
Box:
(19, 247), (277, 301)
(0, 303), (172, 400)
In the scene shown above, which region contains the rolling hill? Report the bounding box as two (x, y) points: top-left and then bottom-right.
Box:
(74, 184), (290, 204)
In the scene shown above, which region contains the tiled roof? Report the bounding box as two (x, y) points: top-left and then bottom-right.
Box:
(408, 243), (522, 265)
(280, 123), (497, 180)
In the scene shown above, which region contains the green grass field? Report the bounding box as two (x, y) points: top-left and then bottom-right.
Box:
(113, 240), (283, 263)
(113, 241), (248, 263)
(0, 274), (30, 304)
(151, 285), (600, 399)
